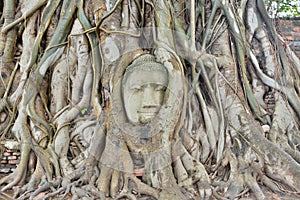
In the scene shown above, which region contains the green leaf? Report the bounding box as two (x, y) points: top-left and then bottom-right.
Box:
(81, 108), (87, 115)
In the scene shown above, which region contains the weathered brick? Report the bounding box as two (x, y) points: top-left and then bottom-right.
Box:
(281, 33), (293, 38)
(293, 21), (300, 26)
(292, 27), (300, 32)
(3, 152), (11, 157)
(277, 18), (300, 58)
(7, 156), (17, 160)
(0, 168), (10, 173)
(12, 152), (21, 156)
(283, 36), (294, 41)
(0, 160), (7, 164)
(294, 41), (300, 47)
(291, 32), (300, 37)
(8, 159), (19, 164)
(279, 20), (293, 25)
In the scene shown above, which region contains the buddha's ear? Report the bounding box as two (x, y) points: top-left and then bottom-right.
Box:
(154, 48), (186, 138)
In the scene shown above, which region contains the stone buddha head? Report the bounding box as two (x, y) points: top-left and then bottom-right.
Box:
(122, 54), (168, 124)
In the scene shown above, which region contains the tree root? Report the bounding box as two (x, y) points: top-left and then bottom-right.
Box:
(94, 165), (161, 199)
(260, 174), (283, 194)
(124, 174), (159, 199)
(0, 141), (30, 191)
(14, 158), (44, 198)
(172, 139), (212, 199)
(81, 185), (105, 199)
(1, 1), (299, 200)
(244, 170), (265, 199)
(0, 191), (14, 200)
(115, 192), (137, 200)
(19, 177), (97, 200)
(96, 165), (113, 196)
(39, 187), (65, 200)
(212, 187), (230, 200)
(29, 177), (62, 200)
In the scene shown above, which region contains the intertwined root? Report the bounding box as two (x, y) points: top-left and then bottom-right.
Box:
(0, 142), (31, 192)
(97, 168), (161, 199)
(0, 0), (300, 199)
(172, 140), (211, 199)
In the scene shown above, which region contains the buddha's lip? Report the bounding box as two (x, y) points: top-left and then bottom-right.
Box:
(138, 111), (158, 118)
(138, 111), (157, 114)
(137, 111), (158, 115)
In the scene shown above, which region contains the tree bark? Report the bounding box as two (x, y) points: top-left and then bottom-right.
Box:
(0, 0), (299, 199)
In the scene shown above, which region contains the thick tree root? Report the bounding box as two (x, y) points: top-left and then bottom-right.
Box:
(95, 166), (160, 199)
(14, 158), (44, 198)
(0, 142), (30, 191)
(1, 0), (300, 200)
(172, 139), (212, 199)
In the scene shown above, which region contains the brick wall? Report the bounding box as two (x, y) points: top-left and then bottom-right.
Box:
(0, 149), (20, 173)
(0, 140), (20, 176)
(277, 17), (300, 57)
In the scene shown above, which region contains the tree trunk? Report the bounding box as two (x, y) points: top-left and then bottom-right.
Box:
(0, 0), (299, 199)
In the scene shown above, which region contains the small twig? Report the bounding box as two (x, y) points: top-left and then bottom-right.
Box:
(0, 102), (17, 139)
(115, 192), (137, 200)
(99, 27), (140, 37)
(39, 187), (65, 200)
(202, 0), (220, 50)
(233, 188), (250, 198)
(52, 105), (70, 122)
(275, 181), (300, 195)
(45, 41), (68, 52)
(30, 178), (62, 200)
(212, 187), (229, 200)
(3, 62), (19, 99)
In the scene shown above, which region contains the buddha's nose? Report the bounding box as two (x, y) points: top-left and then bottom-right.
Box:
(141, 85), (159, 109)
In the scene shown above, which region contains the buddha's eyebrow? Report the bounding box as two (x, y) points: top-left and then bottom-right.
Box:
(129, 84), (142, 89)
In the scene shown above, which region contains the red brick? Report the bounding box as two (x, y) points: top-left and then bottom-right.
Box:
(8, 160), (19, 164)
(7, 156), (17, 160)
(3, 152), (11, 157)
(292, 27), (300, 32)
(283, 36), (293, 41)
(12, 152), (21, 156)
(0, 160), (7, 164)
(278, 20), (292, 25)
(291, 32), (300, 37)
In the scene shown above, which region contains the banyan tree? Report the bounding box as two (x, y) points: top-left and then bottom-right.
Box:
(0, 0), (299, 199)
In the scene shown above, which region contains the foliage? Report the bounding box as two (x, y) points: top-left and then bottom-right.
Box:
(265, 0), (300, 17)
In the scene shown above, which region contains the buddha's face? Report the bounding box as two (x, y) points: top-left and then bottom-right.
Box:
(122, 68), (168, 124)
